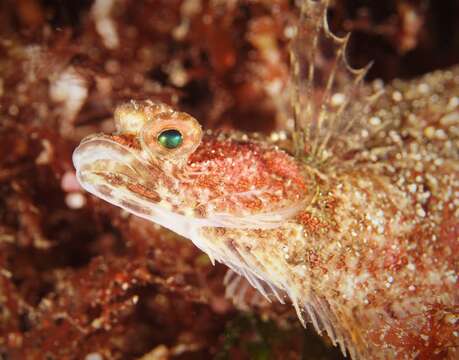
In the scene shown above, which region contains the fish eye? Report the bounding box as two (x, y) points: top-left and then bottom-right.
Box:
(157, 129), (183, 149)
(140, 108), (202, 164)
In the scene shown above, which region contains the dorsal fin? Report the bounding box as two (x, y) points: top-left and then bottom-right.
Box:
(290, 0), (380, 167)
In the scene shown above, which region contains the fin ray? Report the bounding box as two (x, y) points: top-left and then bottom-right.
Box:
(290, 0), (378, 166)
(207, 229), (363, 358)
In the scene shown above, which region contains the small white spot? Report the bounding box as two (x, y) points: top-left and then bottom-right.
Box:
(266, 79), (283, 95)
(446, 270), (458, 284)
(278, 131), (287, 140)
(408, 183), (417, 193)
(416, 207), (426, 218)
(418, 83), (430, 94)
(408, 285), (416, 291)
(121, 282), (129, 291)
(49, 67), (88, 121)
(331, 93), (346, 107)
(8, 105), (19, 116)
(65, 192), (86, 209)
(392, 91), (402, 102)
(270, 132), (280, 142)
(284, 25), (297, 39)
(441, 111), (459, 125)
(369, 116), (381, 126)
(434, 158), (444, 166)
(85, 353), (103, 360)
(169, 63), (188, 87)
(447, 97), (459, 109)
(389, 130), (401, 143)
(92, 0), (120, 49)
(434, 129), (447, 140)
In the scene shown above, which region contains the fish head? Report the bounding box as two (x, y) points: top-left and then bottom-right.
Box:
(73, 100), (306, 239)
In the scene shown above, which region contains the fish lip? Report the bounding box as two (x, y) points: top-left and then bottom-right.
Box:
(72, 134), (159, 190)
(73, 135), (302, 231)
(72, 134), (204, 240)
(74, 134), (140, 170)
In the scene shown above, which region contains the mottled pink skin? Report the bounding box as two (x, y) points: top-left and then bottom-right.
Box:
(185, 134), (307, 217)
(198, 161), (458, 359)
(192, 68), (459, 358)
(74, 64), (459, 359)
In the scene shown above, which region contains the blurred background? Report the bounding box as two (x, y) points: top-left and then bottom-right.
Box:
(1, 1), (459, 359)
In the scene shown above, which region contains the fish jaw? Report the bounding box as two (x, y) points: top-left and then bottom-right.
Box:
(72, 133), (305, 237)
(72, 134), (201, 239)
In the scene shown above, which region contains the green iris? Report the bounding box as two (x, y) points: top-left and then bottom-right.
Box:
(157, 129), (183, 149)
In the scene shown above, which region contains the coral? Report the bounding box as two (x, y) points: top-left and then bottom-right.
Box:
(1, 1), (458, 359)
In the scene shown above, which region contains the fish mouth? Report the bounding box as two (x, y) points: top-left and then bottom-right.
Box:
(72, 134), (161, 213)
(73, 135), (303, 234)
(72, 134), (204, 240)
(73, 134), (151, 184)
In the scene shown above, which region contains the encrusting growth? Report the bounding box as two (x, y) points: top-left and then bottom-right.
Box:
(73, 0), (459, 358)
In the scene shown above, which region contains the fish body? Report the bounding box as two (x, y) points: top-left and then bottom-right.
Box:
(73, 1), (459, 358)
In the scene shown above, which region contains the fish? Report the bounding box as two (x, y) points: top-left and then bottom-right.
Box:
(73, 0), (459, 358)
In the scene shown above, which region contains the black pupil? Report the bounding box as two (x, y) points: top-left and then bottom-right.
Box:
(158, 129), (183, 149)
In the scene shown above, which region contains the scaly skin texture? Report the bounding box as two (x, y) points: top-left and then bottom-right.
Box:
(72, 0), (459, 353)
(74, 65), (459, 359)
(202, 69), (459, 359)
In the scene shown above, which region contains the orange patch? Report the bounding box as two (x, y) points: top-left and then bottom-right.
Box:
(367, 306), (459, 359)
(109, 134), (140, 149)
(127, 183), (161, 202)
(296, 211), (328, 233)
